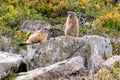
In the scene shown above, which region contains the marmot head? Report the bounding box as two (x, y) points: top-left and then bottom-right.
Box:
(67, 11), (76, 18)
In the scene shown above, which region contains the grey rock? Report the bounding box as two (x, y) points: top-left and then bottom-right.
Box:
(0, 36), (15, 53)
(27, 36), (90, 70)
(88, 52), (104, 71)
(24, 35), (112, 73)
(18, 49), (27, 63)
(21, 20), (52, 33)
(0, 51), (22, 79)
(1, 36), (10, 44)
(80, 35), (112, 58)
(80, 35), (112, 73)
(15, 56), (84, 80)
(102, 55), (120, 68)
(56, 24), (65, 30)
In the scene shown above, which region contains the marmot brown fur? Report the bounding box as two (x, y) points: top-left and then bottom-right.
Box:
(18, 28), (49, 46)
(65, 11), (79, 37)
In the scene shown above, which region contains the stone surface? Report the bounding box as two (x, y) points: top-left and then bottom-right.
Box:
(80, 35), (112, 58)
(0, 36), (15, 53)
(80, 35), (112, 73)
(15, 56), (84, 80)
(18, 49), (27, 63)
(24, 35), (112, 73)
(0, 51), (22, 79)
(27, 36), (90, 70)
(102, 55), (120, 68)
(21, 20), (52, 33)
(0, 35), (113, 79)
(56, 24), (65, 30)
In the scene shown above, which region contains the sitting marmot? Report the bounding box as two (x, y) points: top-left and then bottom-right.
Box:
(65, 11), (79, 37)
(18, 28), (49, 46)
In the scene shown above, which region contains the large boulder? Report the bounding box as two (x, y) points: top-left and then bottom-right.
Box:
(26, 36), (91, 70)
(15, 56), (84, 80)
(80, 35), (112, 75)
(21, 20), (52, 33)
(0, 51), (22, 79)
(80, 35), (112, 57)
(24, 35), (112, 73)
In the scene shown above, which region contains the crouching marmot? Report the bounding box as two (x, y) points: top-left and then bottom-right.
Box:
(65, 11), (79, 37)
(18, 28), (49, 46)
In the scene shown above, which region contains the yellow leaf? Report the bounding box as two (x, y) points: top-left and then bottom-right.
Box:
(95, 18), (101, 23)
(0, 17), (3, 21)
(17, 30), (22, 35)
(0, 17), (4, 26)
(95, 4), (100, 9)
(48, 3), (53, 9)
(7, 5), (14, 10)
(81, 5), (85, 10)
